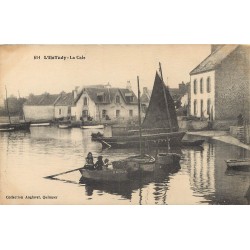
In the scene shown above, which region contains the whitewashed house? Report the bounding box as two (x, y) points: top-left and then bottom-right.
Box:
(71, 85), (138, 122)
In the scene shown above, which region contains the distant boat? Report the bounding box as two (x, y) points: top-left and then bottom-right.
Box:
(0, 86), (31, 132)
(0, 127), (15, 132)
(58, 120), (72, 129)
(98, 65), (185, 149)
(225, 159), (250, 171)
(81, 124), (104, 129)
(30, 122), (51, 127)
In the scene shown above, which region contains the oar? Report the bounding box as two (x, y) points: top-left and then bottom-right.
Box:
(101, 140), (111, 149)
(44, 167), (85, 179)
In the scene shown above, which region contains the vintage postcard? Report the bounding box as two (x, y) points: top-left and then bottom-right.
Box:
(0, 44), (249, 205)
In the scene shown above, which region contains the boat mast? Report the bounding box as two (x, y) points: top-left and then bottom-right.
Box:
(5, 85), (11, 124)
(137, 76), (142, 156)
(159, 62), (173, 132)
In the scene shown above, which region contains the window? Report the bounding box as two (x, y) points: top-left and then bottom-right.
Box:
(116, 110), (120, 118)
(193, 79), (197, 94)
(207, 99), (211, 115)
(84, 97), (88, 106)
(102, 110), (107, 119)
(129, 110), (133, 117)
(200, 100), (203, 117)
(194, 100), (197, 115)
(116, 95), (120, 104)
(207, 77), (211, 93)
(82, 110), (88, 118)
(68, 106), (71, 115)
(126, 96), (133, 103)
(200, 78), (203, 93)
(59, 109), (62, 115)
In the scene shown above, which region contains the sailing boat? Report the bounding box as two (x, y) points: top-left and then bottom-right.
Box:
(0, 86), (30, 132)
(98, 64), (185, 149)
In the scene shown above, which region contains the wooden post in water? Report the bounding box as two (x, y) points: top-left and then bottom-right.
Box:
(137, 76), (142, 156)
(5, 85), (11, 124)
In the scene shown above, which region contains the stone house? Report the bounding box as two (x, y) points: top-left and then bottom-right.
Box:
(23, 92), (74, 121)
(189, 44), (250, 128)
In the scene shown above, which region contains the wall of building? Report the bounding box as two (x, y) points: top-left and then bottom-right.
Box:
(72, 90), (138, 122)
(215, 47), (249, 120)
(190, 71), (215, 118)
(71, 92), (96, 121)
(54, 106), (70, 119)
(23, 105), (55, 121)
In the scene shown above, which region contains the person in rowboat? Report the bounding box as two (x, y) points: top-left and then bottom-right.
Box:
(86, 152), (94, 164)
(84, 152), (94, 170)
(94, 156), (104, 170)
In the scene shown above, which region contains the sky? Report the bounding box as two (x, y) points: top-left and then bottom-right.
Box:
(0, 45), (210, 104)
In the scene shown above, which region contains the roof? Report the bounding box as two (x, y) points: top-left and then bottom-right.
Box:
(24, 94), (60, 106)
(190, 45), (239, 75)
(74, 86), (138, 105)
(55, 92), (74, 106)
(24, 92), (73, 106)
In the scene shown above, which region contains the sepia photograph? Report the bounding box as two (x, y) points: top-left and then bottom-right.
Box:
(0, 44), (250, 205)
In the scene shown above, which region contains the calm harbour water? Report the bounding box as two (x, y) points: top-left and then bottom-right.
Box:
(1, 126), (250, 205)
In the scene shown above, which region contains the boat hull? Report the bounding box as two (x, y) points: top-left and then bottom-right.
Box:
(112, 155), (156, 173)
(58, 124), (72, 129)
(99, 131), (185, 149)
(0, 122), (30, 131)
(226, 159), (250, 171)
(30, 122), (50, 127)
(81, 125), (104, 129)
(79, 168), (128, 182)
(156, 153), (181, 165)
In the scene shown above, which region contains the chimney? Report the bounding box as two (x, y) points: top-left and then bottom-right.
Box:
(143, 87), (148, 94)
(126, 81), (132, 91)
(211, 44), (224, 54)
(73, 86), (79, 99)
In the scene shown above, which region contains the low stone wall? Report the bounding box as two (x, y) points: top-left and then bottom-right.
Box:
(212, 119), (237, 131)
(178, 119), (208, 131)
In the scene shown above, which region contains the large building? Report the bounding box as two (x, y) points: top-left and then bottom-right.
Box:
(71, 85), (138, 122)
(189, 45), (250, 126)
(23, 92), (73, 121)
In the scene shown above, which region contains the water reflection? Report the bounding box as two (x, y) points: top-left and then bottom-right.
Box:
(0, 127), (250, 204)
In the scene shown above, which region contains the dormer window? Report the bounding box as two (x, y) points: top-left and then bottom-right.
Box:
(97, 92), (104, 102)
(125, 92), (133, 103)
(116, 95), (120, 104)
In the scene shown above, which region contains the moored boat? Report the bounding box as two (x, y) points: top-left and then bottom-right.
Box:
(113, 154), (156, 173)
(30, 122), (51, 127)
(81, 124), (104, 129)
(156, 153), (181, 165)
(0, 127), (15, 132)
(225, 159), (250, 171)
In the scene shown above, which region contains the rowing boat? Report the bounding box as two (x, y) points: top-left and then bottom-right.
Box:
(79, 168), (129, 182)
(30, 122), (50, 127)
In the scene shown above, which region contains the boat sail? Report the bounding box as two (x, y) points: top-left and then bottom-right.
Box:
(98, 64), (185, 149)
(141, 71), (179, 134)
